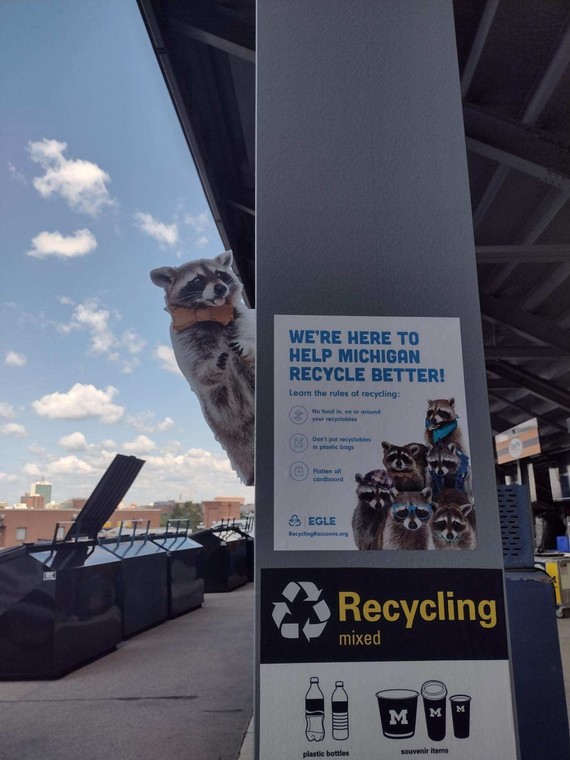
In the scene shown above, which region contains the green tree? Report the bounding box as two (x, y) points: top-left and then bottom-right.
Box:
(160, 501), (203, 532)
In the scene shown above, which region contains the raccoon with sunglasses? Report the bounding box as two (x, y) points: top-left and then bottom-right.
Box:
(381, 487), (435, 550)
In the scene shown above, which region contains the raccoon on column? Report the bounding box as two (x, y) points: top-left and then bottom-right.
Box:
(150, 251), (255, 486)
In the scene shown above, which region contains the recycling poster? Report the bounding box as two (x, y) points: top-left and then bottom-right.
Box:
(259, 567), (518, 759)
(274, 315), (475, 551)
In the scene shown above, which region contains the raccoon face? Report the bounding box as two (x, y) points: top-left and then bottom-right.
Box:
(382, 442), (416, 473)
(150, 251), (241, 308)
(427, 442), (459, 476)
(432, 504), (471, 542)
(355, 471), (393, 509)
(425, 398), (456, 431)
(355, 473), (377, 503)
(390, 488), (433, 531)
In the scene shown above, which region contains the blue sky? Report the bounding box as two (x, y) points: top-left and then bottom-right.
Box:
(0, 0), (254, 506)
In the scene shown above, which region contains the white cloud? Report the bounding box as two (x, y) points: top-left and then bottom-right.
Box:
(155, 344), (182, 375)
(58, 296), (74, 305)
(196, 235), (209, 248)
(0, 403), (16, 419)
(23, 463), (41, 477)
(32, 383), (124, 424)
(134, 211), (178, 246)
(59, 432), (88, 451)
(8, 162), (27, 185)
(48, 455), (93, 475)
(5, 351), (26, 367)
(58, 299), (146, 373)
(128, 413), (176, 434)
(122, 435), (156, 454)
(28, 138), (113, 216)
(27, 228), (97, 259)
(184, 212), (211, 233)
(1, 423), (27, 437)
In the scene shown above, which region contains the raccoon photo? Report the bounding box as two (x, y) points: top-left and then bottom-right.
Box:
(427, 441), (473, 502)
(432, 489), (477, 550)
(352, 499), (390, 550)
(355, 468), (393, 507)
(381, 488), (435, 550)
(150, 251), (255, 486)
(425, 397), (466, 451)
(352, 470), (393, 550)
(381, 441), (428, 491)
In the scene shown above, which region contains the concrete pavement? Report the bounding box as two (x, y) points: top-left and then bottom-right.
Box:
(0, 585), (254, 760)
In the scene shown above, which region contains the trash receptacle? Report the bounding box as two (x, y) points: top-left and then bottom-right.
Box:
(0, 537), (122, 679)
(101, 521), (169, 638)
(150, 520), (204, 616)
(192, 525), (249, 592)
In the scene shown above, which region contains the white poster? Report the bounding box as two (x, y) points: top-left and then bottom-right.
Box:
(274, 315), (475, 551)
(260, 567), (517, 760)
(260, 660), (517, 760)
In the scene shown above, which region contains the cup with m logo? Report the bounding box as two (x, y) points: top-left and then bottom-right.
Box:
(376, 689), (419, 739)
(421, 680), (447, 741)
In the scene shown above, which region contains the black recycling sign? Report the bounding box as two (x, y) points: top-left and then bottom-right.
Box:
(261, 567), (508, 664)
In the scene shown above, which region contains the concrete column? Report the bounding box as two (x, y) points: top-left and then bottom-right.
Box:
(255, 1), (516, 756)
(256, 0), (501, 570)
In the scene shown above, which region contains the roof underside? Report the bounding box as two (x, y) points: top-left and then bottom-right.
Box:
(138, 0), (570, 462)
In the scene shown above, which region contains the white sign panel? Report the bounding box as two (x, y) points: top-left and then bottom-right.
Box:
(274, 315), (473, 551)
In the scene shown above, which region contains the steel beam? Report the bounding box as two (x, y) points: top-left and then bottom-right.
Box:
(481, 294), (570, 354)
(476, 244), (570, 263)
(487, 362), (570, 413)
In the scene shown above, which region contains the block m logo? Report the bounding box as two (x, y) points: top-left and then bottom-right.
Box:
(429, 707), (442, 718)
(389, 709), (409, 725)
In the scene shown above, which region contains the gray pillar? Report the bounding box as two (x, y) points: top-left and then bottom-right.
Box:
(256, 2), (517, 757)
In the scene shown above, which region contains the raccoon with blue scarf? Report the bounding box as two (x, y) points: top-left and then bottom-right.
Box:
(425, 398), (466, 452)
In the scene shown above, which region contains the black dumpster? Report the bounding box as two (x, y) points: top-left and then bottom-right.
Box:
(0, 453), (145, 679)
(149, 520), (204, 616)
(101, 522), (169, 638)
(0, 539), (122, 679)
(191, 524), (249, 593)
(211, 519), (254, 582)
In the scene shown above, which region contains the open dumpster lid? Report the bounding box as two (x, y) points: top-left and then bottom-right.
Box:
(66, 455), (145, 540)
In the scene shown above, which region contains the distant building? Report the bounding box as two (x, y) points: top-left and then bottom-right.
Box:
(0, 507), (162, 549)
(60, 497), (88, 510)
(19, 493), (45, 510)
(201, 496), (244, 528)
(32, 480), (52, 504)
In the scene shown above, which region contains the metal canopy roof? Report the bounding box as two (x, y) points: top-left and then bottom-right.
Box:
(138, 0), (570, 460)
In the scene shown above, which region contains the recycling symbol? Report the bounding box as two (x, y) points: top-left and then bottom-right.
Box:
(272, 581), (331, 641)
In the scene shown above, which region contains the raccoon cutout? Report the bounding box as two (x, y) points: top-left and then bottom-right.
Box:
(382, 441), (428, 491)
(150, 251), (255, 486)
(382, 488), (435, 550)
(427, 441), (473, 502)
(425, 398), (466, 451)
(352, 470), (393, 550)
(432, 489), (477, 550)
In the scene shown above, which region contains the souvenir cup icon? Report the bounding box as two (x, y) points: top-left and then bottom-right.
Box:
(376, 689), (419, 739)
(421, 680), (447, 741)
(450, 694), (471, 738)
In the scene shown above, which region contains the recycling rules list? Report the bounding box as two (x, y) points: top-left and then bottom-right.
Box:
(274, 315), (473, 551)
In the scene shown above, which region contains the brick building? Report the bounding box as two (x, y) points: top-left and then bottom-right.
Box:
(0, 508), (161, 549)
(201, 496), (244, 528)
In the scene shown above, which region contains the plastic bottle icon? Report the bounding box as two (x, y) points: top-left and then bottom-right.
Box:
(305, 676), (325, 741)
(331, 680), (349, 740)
